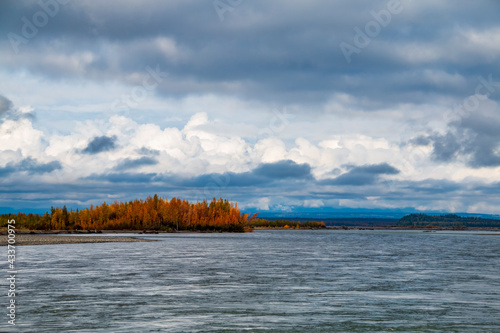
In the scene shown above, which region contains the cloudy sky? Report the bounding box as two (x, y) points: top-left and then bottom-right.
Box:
(1, 0), (500, 217)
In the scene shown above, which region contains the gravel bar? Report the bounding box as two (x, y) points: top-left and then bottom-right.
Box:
(0, 234), (155, 246)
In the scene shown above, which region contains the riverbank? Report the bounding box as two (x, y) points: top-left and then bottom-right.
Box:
(0, 234), (155, 246)
(0, 229), (250, 236)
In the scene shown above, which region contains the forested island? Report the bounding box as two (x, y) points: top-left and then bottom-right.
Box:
(3, 199), (500, 233)
(1, 196), (250, 232)
(396, 214), (500, 228)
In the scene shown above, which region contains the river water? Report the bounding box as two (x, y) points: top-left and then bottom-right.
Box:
(3, 230), (500, 332)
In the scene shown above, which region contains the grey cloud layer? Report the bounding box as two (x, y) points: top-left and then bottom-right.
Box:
(115, 157), (159, 171)
(2, 1), (500, 107)
(0, 157), (61, 177)
(4, 159), (490, 214)
(86, 160), (313, 187)
(322, 163), (400, 186)
(86, 160), (399, 191)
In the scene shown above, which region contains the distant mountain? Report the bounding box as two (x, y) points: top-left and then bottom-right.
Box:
(252, 209), (500, 221)
(397, 214), (500, 228)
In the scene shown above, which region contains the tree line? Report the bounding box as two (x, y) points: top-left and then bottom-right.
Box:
(1, 196), (250, 232)
(248, 218), (326, 229)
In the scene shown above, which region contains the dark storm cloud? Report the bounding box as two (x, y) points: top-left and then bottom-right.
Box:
(412, 109), (500, 168)
(0, 164), (15, 177)
(411, 132), (456, 162)
(253, 160), (312, 179)
(81, 135), (117, 154)
(458, 111), (500, 167)
(0, 95), (13, 116)
(0, 94), (35, 121)
(0, 157), (61, 177)
(115, 157), (158, 171)
(18, 158), (62, 174)
(430, 133), (461, 162)
(2, 1), (500, 106)
(323, 163), (400, 186)
(136, 147), (160, 156)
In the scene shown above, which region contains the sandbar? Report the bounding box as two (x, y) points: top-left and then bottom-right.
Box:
(1, 234), (154, 246)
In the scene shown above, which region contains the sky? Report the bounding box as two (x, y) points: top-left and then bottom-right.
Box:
(1, 0), (500, 217)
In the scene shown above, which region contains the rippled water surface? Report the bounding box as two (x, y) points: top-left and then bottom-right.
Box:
(3, 230), (500, 332)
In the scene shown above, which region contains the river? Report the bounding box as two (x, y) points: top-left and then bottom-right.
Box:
(3, 230), (500, 332)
